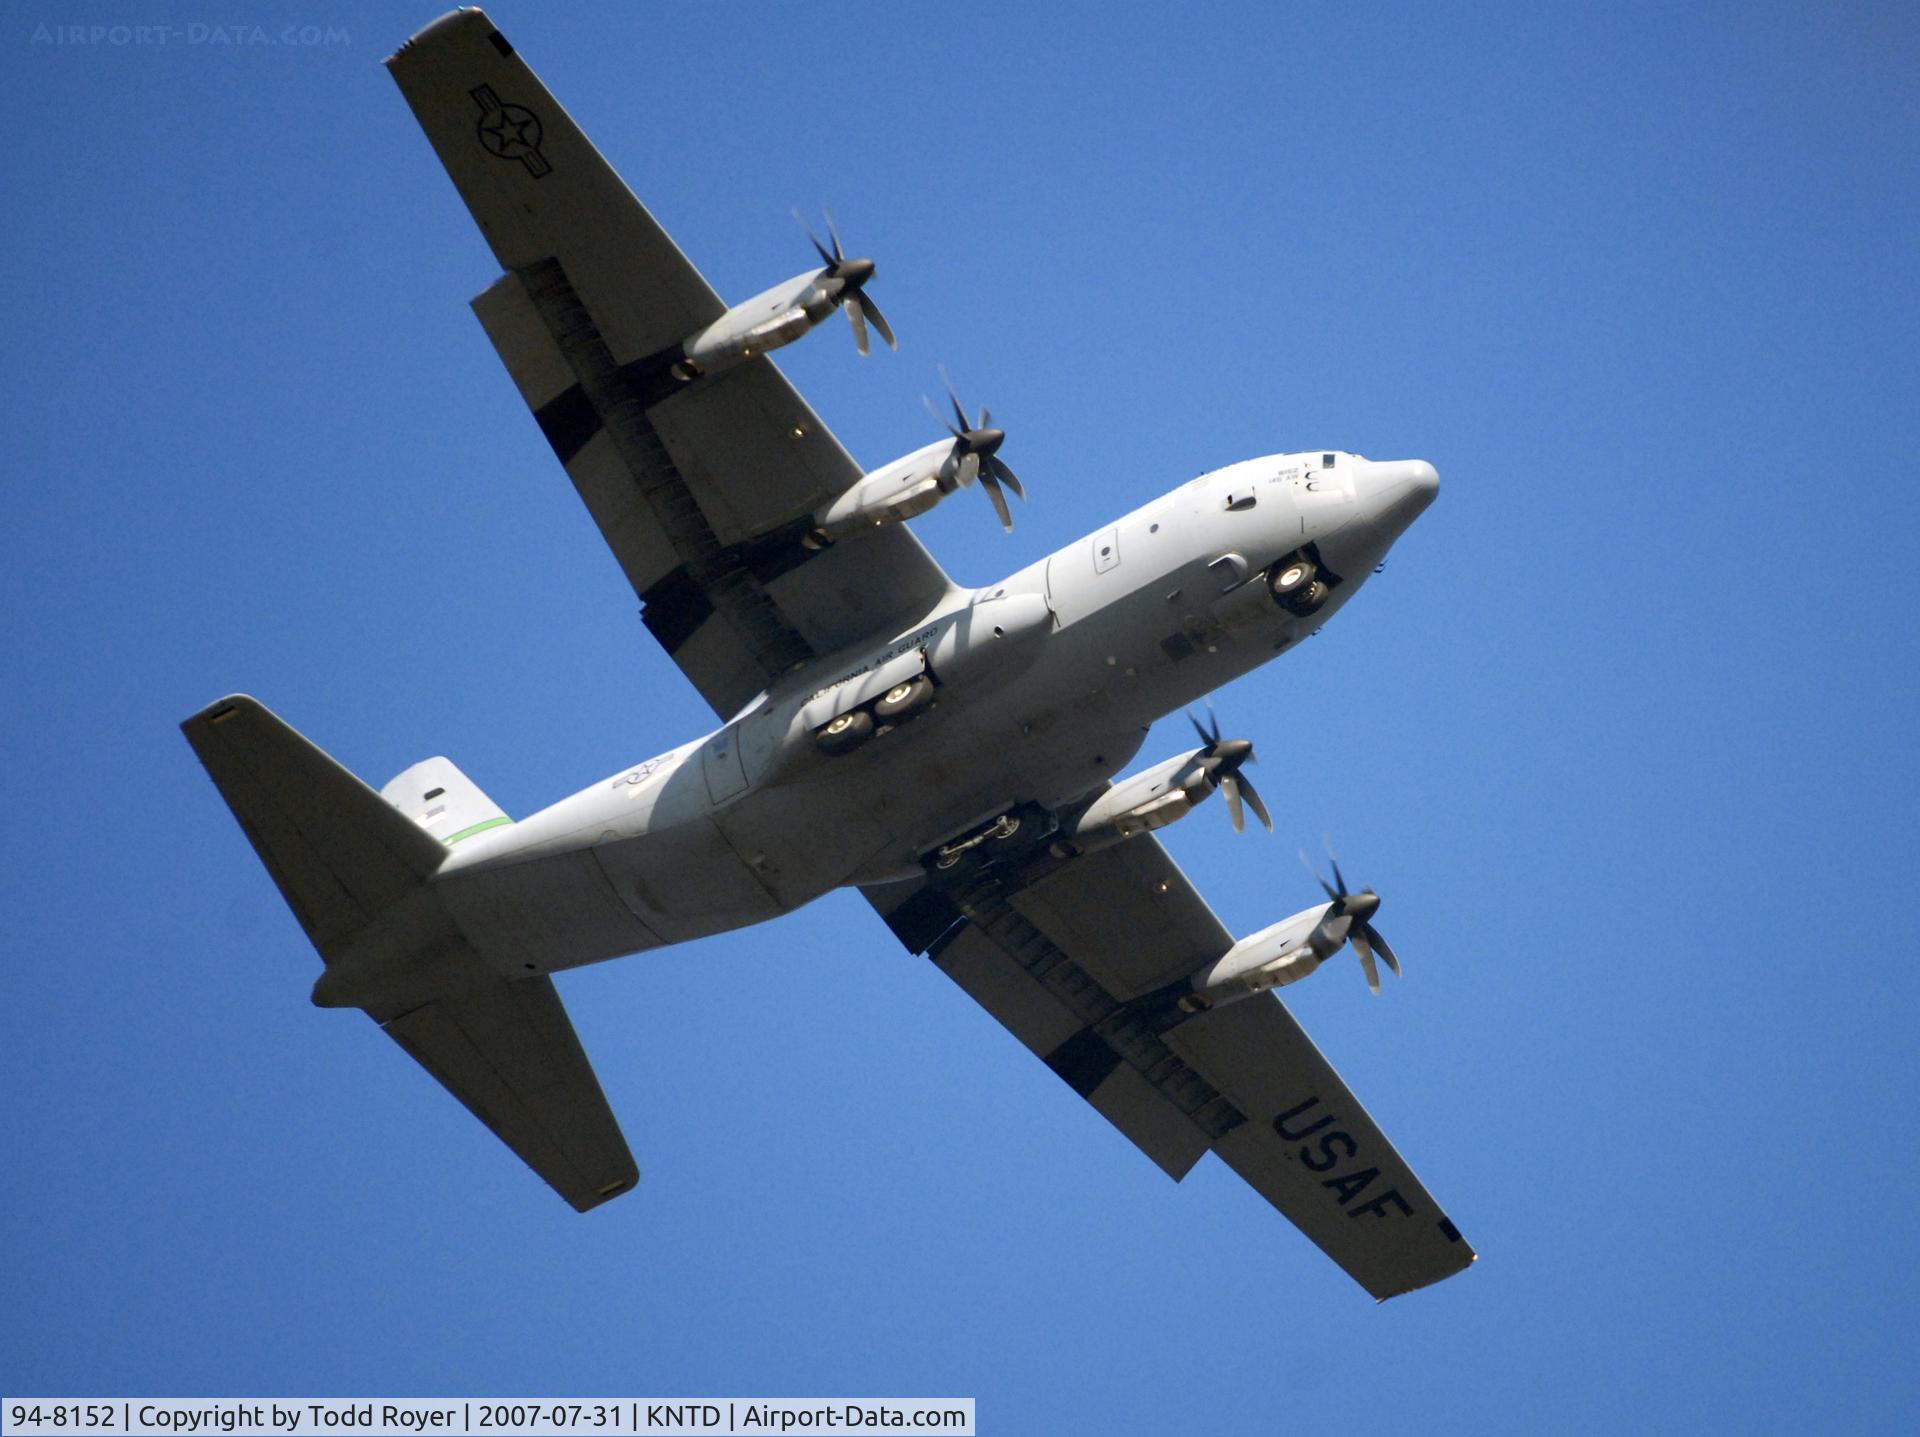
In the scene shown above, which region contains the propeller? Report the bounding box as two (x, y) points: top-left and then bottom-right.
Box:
(924, 368), (1026, 532)
(1186, 707), (1272, 834)
(795, 206), (896, 357)
(1299, 844), (1402, 995)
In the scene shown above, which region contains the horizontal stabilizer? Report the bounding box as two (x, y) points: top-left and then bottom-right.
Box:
(383, 972), (638, 1212)
(182, 695), (447, 958)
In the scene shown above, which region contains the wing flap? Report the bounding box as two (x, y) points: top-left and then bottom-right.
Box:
(877, 883), (1225, 1183)
(1010, 839), (1228, 1000)
(382, 973), (638, 1212)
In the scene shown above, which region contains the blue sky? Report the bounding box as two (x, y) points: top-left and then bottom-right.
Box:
(4, 2), (1918, 1431)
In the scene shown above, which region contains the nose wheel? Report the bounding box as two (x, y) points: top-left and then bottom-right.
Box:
(1270, 555), (1328, 615)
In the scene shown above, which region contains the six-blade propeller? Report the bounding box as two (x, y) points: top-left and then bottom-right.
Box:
(1187, 708), (1272, 835)
(1300, 847), (1403, 995)
(924, 369), (1026, 532)
(795, 207), (896, 358)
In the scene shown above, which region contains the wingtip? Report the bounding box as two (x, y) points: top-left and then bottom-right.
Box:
(385, 7), (496, 67)
(180, 693), (262, 733)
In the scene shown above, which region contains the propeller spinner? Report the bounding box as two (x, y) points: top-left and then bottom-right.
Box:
(795, 207), (896, 357)
(1300, 846), (1403, 995)
(924, 368), (1026, 532)
(1187, 708), (1272, 835)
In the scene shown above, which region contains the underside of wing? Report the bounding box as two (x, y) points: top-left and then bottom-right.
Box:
(866, 839), (1475, 1300)
(388, 9), (956, 717)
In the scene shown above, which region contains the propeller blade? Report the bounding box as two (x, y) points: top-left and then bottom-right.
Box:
(956, 451), (980, 488)
(1351, 929), (1383, 995)
(924, 393), (960, 438)
(1187, 710), (1211, 747)
(1236, 771), (1274, 831)
(1300, 850), (1339, 902)
(794, 208), (835, 268)
(822, 204), (845, 263)
(844, 297), (870, 356)
(986, 454), (1025, 500)
(857, 292), (897, 351)
(1221, 775), (1246, 833)
(1321, 835), (1352, 898)
(1363, 922), (1401, 977)
(981, 473), (1014, 532)
(938, 366), (969, 434)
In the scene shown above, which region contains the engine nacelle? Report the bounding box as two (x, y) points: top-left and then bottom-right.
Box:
(674, 270), (839, 379)
(1178, 904), (1339, 1013)
(807, 440), (955, 545)
(1053, 748), (1212, 856)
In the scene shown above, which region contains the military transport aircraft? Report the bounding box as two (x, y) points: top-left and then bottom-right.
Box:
(182, 8), (1473, 1300)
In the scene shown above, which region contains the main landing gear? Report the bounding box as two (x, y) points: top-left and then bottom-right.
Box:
(813, 674), (938, 756)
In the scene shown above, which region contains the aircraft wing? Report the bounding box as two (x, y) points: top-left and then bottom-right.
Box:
(386, 10), (955, 718)
(864, 839), (1475, 1300)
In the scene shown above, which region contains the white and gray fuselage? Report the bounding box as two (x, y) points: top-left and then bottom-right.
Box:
(430, 451), (1439, 978)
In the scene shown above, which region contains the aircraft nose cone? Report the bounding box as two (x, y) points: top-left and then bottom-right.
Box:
(1358, 458), (1440, 536)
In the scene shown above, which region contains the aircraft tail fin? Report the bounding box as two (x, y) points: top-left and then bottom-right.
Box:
(381, 755), (513, 850)
(183, 695), (639, 1211)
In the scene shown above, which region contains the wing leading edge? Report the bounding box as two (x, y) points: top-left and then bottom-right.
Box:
(865, 839), (1475, 1300)
(387, 9), (956, 718)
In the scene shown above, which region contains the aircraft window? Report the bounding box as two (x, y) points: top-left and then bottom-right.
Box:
(1223, 492), (1256, 511)
(1321, 453), (1336, 468)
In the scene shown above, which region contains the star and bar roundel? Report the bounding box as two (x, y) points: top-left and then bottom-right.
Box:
(471, 84), (551, 178)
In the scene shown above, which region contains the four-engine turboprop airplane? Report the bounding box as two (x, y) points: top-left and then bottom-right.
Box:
(182, 9), (1475, 1300)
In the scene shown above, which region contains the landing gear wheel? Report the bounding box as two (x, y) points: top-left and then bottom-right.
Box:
(874, 675), (934, 721)
(1270, 556), (1317, 599)
(815, 708), (875, 756)
(1291, 579), (1329, 613)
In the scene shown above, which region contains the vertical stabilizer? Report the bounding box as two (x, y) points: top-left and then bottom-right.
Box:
(383, 757), (512, 850)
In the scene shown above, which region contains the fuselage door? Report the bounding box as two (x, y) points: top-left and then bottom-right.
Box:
(701, 725), (750, 805)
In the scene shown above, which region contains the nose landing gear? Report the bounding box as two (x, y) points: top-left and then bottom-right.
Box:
(1269, 552), (1329, 616)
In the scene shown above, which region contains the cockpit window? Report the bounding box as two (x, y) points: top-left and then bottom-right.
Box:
(1321, 453), (1336, 468)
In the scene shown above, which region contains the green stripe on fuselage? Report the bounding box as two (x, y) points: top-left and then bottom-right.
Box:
(443, 816), (513, 845)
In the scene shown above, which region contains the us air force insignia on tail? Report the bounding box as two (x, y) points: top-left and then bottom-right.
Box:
(471, 84), (550, 177)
